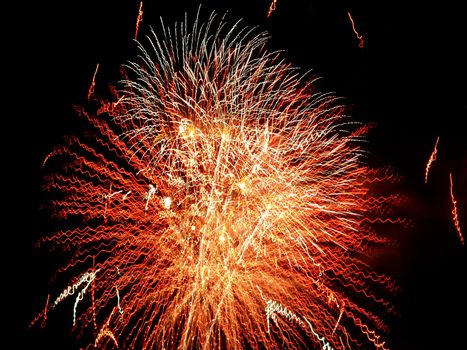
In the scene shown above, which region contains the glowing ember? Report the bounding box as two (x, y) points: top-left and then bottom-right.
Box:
(34, 11), (399, 349)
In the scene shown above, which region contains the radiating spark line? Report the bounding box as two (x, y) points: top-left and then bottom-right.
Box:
(29, 294), (50, 328)
(332, 304), (345, 334)
(42, 153), (52, 167)
(92, 258), (97, 330)
(40, 294), (50, 328)
(113, 95), (125, 108)
(267, 0), (277, 17)
(425, 136), (439, 183)
(134, 1), (143, 40)
(347, 12), (364, 48)
(449, 173), (464, 245)
(87, 63), (100, 101)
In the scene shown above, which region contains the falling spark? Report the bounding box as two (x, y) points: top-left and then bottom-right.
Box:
(92, 258), (97, 329)
(267, 0), (277, 17)
(115, 285), (124, 315)
(134, 1), (143, 40)
(35, 11), (400, 349)
(332, 305), (345, 335)
(347, 12), (365, 48)
(87, 63), (100, 101)
(449, 173), (464, 245)
(40, 294), (50, 328)
(425, 136), (439, 183)
(29, 295), (51, 329)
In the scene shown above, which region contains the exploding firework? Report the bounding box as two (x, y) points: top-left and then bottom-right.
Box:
(34, 10), (401, 350)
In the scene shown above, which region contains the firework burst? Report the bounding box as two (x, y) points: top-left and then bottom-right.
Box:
(34, 10), (400, 349)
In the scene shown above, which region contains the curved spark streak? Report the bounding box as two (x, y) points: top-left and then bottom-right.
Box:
(35, 11), (399, 349)
(134, 1), (143, 40)
(267, 0), (277, 17)
(41, 294), (50, 327)
(347, 12), (364, 48)
(449, 173), (464, 245)
(88, 63), (100, 101)
(424, 136), (439, 183)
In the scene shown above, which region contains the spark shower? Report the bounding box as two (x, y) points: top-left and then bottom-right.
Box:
(33, 11), (400, 350)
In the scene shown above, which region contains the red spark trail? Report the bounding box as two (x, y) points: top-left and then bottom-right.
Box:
(87, 63), (100, 101)
(425, 136), (439, 183)
(449, 173), (464, 245)
(347, 12), (365, 48)
(134, 1), (143, 40)
(267, 0), (277, 17)
(41, 294), (49, 328)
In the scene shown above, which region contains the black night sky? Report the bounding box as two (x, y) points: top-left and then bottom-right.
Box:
(10, 1), (466, 349)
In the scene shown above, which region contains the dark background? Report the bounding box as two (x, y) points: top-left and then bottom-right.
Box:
(10, 0), (466, 349)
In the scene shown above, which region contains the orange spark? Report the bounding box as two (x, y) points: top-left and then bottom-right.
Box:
(332, 304), (345, 334)
(87, 63), (100, 101)
(42, 152), (52, 167)
(425, 136), (439, 183)
(134, 1), (143, 40)
(267, 0), (277, 18)
(449, 173), (464, 245)
(113, 95), (125, 108)
(347, 12), (364, 48)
